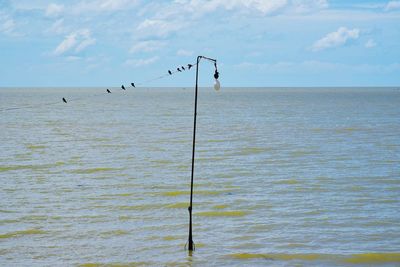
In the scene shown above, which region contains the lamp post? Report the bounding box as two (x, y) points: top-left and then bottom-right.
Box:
(187, 56), (219, 251)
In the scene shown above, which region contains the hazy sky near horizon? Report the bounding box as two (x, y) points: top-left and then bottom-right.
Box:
(0, 0), (399, 87)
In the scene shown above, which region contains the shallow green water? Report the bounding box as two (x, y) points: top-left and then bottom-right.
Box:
(1, 87), (400, 266)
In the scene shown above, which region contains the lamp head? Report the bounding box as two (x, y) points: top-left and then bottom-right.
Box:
(214, 79), (220, 91)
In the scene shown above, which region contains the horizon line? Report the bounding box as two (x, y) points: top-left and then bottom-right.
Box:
(1, 86), (399, 89)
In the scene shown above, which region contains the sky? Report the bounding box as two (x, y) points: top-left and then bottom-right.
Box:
(0, 0), (399, 87)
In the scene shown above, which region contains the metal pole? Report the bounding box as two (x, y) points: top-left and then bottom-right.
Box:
(187, 56), (217, 252)
(188, 56), (201, 251)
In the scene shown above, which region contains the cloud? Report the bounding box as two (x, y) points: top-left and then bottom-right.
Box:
(385, 1), (400, 11)
(168, 0), (329, 17)
(311, 27), (360, 51)
(177, 49), (193, 56)
(0, 12), (16, 35)
(181, 0), (288, 16)
(130, 40), (166, 53)
(291, 0), (328, 13)
(234, 60), (400, 74)
(54, 34), (77, 55)
(0, 18), (15, 35)
(72, 0), (139, 14)
(365, 39), (376, 48)
(47, 19), (67, 34)
(65, 56), (82, 62)
(230, 0), (288, 15)
(134, 0), (329, 39)
(136, 19), (184, 37)
(45, 3), (64, 17)
(133, 0), (288, 38)
(98, 0), (137, 10)
(53, 29), (96, 56)
(125, 56), (159, 67)
(75, 37), (96, 52)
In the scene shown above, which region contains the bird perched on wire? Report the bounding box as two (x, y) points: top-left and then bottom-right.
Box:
(188, 64), (193, 70)
(168, 70), (172, 75)
(121, 85), (126, 90)
(62, 97), (67, 103)
(131, 83), (135, 87)
(177, 68), (182, 72)
(107, 89), (111, 93)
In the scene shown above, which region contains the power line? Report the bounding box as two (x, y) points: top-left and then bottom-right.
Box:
(0, 62), (197, 112)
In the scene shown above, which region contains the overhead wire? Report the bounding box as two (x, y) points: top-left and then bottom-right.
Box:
(0, 62), (198, 112)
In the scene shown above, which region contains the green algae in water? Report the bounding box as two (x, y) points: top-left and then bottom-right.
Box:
(0, 229), (47, 239)
(196, 211), (249, 217)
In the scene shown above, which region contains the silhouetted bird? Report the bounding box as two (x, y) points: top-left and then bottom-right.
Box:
(131, 83), (135, 87)
(181, 66), (185, 70)
(188, 64), (193, 70)
(107, 89), (111, 93)
(168, 70), (172, 75)
(121, 85), (126, 90)
(177, 68), (182, 72)
(62, 97), (67, 103)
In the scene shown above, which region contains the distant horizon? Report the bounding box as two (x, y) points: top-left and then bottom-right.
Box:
(1, 86), (399, 89)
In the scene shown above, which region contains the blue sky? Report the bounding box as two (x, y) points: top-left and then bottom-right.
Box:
(0, 0), (399, 87)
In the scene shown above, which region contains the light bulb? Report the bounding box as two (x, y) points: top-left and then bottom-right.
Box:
(213, 79), (220, 91)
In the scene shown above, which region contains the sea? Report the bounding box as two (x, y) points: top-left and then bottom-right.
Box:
(1, 87), (400, 266)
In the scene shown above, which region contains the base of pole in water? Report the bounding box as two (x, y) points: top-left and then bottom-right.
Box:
(186, 239), (195, 251)
(186, 206), (195, 251)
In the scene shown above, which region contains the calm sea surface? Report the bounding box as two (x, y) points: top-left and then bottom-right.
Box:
(1, 87), (400, 266)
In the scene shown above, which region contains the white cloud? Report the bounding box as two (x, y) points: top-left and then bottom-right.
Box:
(98, 0), (137, 10)
(0, 18), (15, 34)
(385, 1), (400, 11)
(365, 39), (376, 48)
(134, 0), (329, 39)
(133, 0), (288, 40)
(53, 29), (96, 56)
(177, 49), (193, 56)
(65, 56), (82, 62)
(234, 60), (400, 74)
(136, 19), (184, 37)
(47, 19), (67, 34)
(125, 56), (159, 67)
(168, 0), (329, 17)
(183, 0), (288, 16)
(45, 3), (64, 17)
(54, 34), (77, 55)
(75, 37), (96, 52)
(130, 40), (166, 53)
(311, 27), (360, 51)
(73, 0), (139, 14)
(0, 12), (16, 35)
(291, 0), (328, 13)
(236, 0), (288, 14)
(351, 3), (385, 9)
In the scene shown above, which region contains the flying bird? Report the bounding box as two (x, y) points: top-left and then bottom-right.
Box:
(188, 64), (193, 70)
(62, 97), (67, 103)
(181, 66), (185, 70)
(168, 70), (172, 75)
(131, 83), (135, 87)
(121, 85), (126, 90)
(177, 68), (182, 72)
(107, 89), (111, 93)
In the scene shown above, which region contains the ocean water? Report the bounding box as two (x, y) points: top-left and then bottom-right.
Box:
(0, 87), (400, 266)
